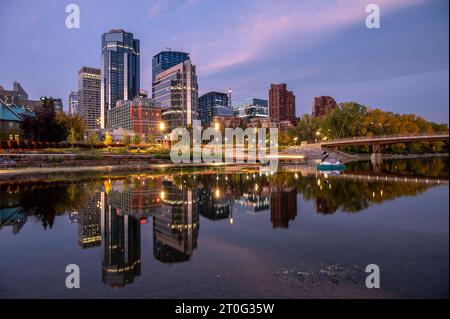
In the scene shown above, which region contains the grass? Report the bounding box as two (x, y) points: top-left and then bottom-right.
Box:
(74, 152), (102, 161)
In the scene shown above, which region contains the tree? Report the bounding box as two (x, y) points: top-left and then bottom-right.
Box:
(21, 96), (60, 142)
(292, 114), (321, 142)
(123, 134), (131, 146)
(20, 98), (87, 143)
(133, 134), (141, 145)
(55, 112), (86, 141)
(103, 132), (112, 147)
(86, 132), (100, 148)
(67, 127), (77, 146)
(146, 135), (156, 144)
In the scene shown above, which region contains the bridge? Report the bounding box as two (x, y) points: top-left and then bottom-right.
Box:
(321, 133), (449, 162)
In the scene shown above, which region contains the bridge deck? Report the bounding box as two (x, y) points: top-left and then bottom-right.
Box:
(322, 134), (449, 148)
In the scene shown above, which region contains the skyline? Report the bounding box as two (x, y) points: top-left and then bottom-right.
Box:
(0, 0), (448, 122)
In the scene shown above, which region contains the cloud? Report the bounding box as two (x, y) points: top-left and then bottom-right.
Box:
(192, 0), (430, 75)
(149, 0), (202, 18)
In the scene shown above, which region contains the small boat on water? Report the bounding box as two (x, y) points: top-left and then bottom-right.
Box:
(317, 161), (346, 171)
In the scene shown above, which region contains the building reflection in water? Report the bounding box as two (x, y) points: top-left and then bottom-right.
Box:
(1, 159), (447, 289)
(153, 180), (199, 263)
(198, 186), (234, 221)
(269, 186), (298, 228)
(78, 193), (101, 249)
(101, 182), (139, 287)
(314, 198), (337, 214)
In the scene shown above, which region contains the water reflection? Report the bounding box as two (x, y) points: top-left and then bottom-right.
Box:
(0, 157), (447, 289)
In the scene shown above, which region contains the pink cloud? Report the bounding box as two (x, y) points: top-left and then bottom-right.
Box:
(193, 0), (430, 75)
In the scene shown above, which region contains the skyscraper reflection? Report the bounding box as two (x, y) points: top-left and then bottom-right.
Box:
(101, 190), (141, 287)
(153, 180), (199, 263)
(270, 186), (297, 228)
(197, 187), (234, 221)
(78, 193), (101, 249)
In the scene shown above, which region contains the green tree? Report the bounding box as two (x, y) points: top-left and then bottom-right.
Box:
(55, 112), (86, 141)
(123, 134), (131, 146)
(86, 132), (100, 148)
(292, 114), (321, 142)
(133, 134), (141, 145)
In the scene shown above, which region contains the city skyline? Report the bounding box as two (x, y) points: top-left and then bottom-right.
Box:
(0, 0), (448, 123)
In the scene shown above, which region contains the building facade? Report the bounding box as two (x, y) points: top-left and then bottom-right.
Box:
(234, 98), (269, 121)
(0, 100), (22, 141)
(78, 67), (101, 130)
(52, 98), (63, 112)
(101, 29), (140, 129)
(212, 115), (247, 130)
(68, 91), (78, 115)
(268, 83), (296, 125)
(152, 51), (190, 82)
(312, 96), (338, 118)
(0, 82), (40, 111)
(198, 91), (232, 127)
(152, 60), (198, 132)
(246, 117), (279, 129)
(107, 97), (162, 139)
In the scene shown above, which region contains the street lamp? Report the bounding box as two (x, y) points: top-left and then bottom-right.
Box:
(159, 121), (165, 131)
(214, 122), (220, 131)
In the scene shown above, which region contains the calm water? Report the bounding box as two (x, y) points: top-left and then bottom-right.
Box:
(0, 157), (448, 298)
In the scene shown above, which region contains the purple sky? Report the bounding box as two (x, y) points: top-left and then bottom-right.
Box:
(0, 0), (448, 123)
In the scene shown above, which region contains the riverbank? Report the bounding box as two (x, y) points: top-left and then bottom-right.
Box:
(0, 161), (261, 183)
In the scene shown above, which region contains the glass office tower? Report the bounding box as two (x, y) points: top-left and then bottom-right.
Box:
(152, 60), (198, 131)
(152, 51), (190, 82)
(234, 98), (269, 120)
(198, 91), (232, 127)
(101, 29), (140, 129)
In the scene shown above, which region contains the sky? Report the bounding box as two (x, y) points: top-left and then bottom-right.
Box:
(0, 0), (448, 123)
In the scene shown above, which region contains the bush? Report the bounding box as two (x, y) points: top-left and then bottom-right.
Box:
(48, 156), (64, 163)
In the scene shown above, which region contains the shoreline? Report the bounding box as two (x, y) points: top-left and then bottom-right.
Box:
(0, 153), (448, 183)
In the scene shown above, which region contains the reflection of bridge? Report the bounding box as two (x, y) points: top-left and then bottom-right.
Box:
(321, 133), (449, 162)
(339, 172), (447, 185)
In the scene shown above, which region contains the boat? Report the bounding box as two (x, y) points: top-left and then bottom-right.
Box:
(317, 161), (346, 171)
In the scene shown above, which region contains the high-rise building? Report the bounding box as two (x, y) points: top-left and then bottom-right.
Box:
(152, 60), (198, 131)
(101, 29), (140, 129)
(234, 98), (269, 121)
(268, 83), (296, 124)
(68, 91), (78, 115)
(198, 91), (232, 127)
(152, 50), (190, 82)
(312, 96), (338, 118)
(78, 67), (101, 130)
(107, 97), (162, 139)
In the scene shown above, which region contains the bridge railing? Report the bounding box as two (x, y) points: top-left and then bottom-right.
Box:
(321, 131), (449, 144)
